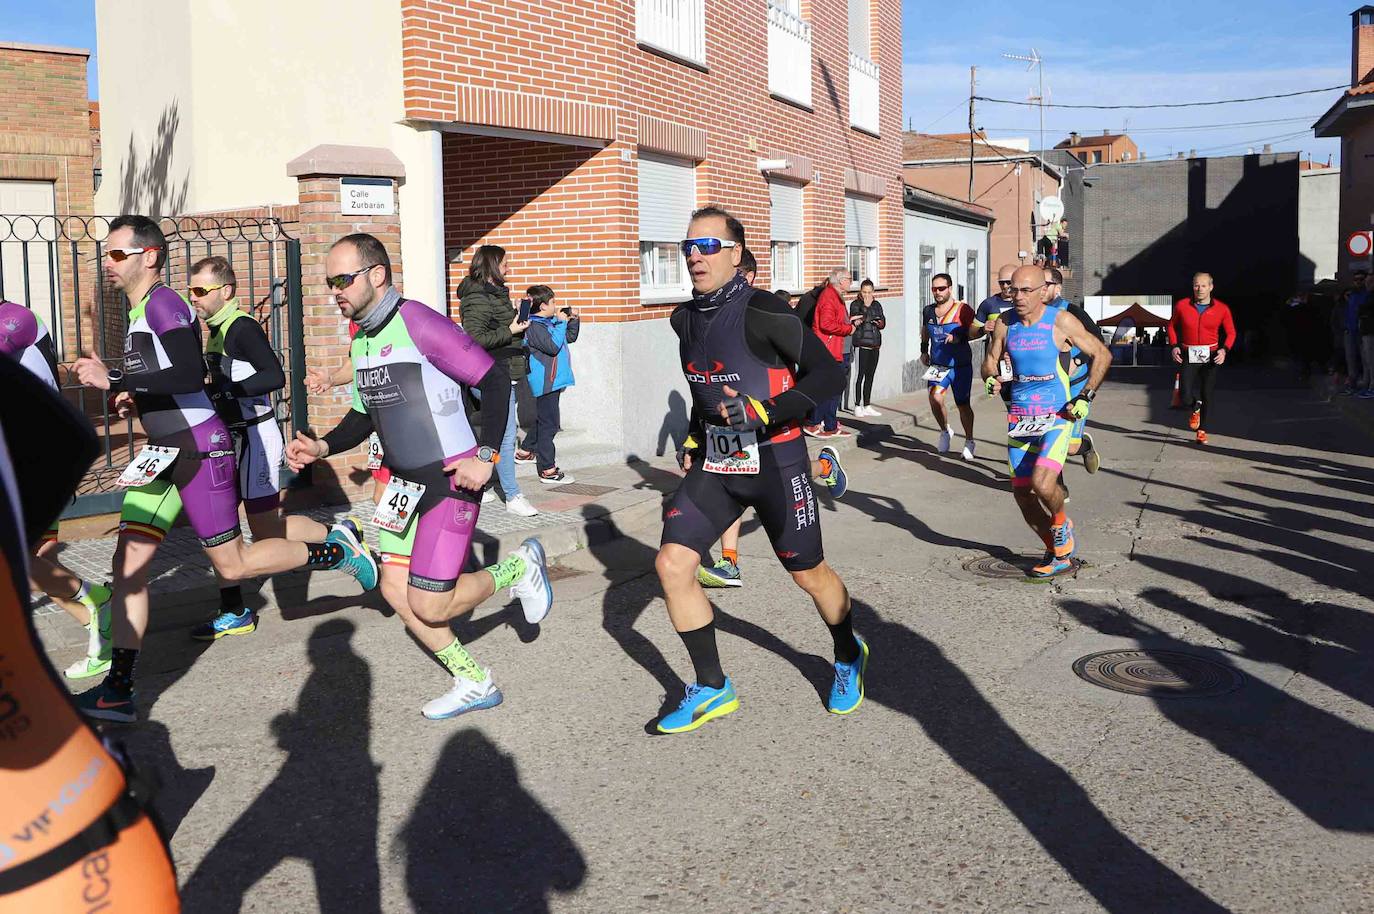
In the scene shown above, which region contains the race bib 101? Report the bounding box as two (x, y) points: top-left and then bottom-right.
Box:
(703, 428), (760, 475)
(116, 445), (179, 487)
(372, 476), (425, 534)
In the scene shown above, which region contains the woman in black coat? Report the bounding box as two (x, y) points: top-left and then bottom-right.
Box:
(848, 279), (886, 416)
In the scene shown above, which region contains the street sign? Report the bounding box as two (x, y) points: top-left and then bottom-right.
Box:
(1348, 231), (1373, 258)
(340, 177), (395, 216)
(1038, 195), (1064, 224)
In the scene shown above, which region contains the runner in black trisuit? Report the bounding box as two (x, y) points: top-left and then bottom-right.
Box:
(654, 206), (866, 734)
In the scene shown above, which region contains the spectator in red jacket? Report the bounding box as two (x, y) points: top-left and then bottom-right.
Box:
(1167, 272), (1237, 444)
(804, 268), (855, 438)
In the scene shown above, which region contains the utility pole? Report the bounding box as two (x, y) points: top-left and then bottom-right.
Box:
(967, 66), (976, 203)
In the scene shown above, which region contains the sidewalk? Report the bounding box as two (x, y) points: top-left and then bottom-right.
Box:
(34, 391), (933, 642)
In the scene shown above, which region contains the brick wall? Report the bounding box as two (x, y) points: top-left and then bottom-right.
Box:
(408, 0), (904, 319)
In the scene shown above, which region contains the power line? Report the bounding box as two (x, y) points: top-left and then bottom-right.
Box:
(974, 84), (1346, 110)
(978, 115), (1317, 135)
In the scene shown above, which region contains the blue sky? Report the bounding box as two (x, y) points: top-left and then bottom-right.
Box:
(0, 0), (1356, 163)
(901, 0), (1353, 164)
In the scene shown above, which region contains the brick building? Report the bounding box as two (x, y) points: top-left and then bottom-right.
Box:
(901, 131), (1061, 278)
(1314, 5), (1374, 277)
(0, 41), (98, 352)
(1055, 131), (1139, 165)
(97, 0), (904, 470)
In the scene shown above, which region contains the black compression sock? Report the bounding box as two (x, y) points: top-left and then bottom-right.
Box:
(220, 584), (244, 612)
(107, 648), (139, 696)
(828, 612), (861, 664)
(678, 622), (726, 689)
(305, 542), (344, 568)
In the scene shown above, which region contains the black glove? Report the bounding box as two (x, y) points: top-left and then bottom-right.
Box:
(720, 393), (771, 432)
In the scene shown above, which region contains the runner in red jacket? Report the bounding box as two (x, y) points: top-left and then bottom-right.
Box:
(1167, 273), (1236, 444)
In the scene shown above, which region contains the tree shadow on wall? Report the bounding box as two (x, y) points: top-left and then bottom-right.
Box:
(118, 103), (189, 218)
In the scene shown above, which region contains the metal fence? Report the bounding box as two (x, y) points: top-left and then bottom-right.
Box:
(0, 214), (306, 517)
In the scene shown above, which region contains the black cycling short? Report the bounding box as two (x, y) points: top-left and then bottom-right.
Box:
(661, 449), (823, 572)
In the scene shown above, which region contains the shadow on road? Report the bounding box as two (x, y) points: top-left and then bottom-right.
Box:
(179, 618), (381, 912)
(397, 729), (587, 913)
(117, 719), (215, 842)
(1059, 592), (1374, 832)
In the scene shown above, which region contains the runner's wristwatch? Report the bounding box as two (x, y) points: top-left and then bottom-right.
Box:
(106, 368), (124, 391)
(475, 446), (500, 464)
(1078, 388), (1097, 402)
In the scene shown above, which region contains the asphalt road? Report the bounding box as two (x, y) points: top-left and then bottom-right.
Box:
(54, 365), (1374, 913)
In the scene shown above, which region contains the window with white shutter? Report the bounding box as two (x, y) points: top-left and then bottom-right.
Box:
(844, 193), (879, 285)
(769, 179), (804, 292)
(639, 153), (696, 299)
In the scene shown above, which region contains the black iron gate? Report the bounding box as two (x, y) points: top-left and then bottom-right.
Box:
(0, 214), (306, 517)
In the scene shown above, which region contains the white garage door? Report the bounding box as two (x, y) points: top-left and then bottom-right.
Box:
(0, 180), (60, 341)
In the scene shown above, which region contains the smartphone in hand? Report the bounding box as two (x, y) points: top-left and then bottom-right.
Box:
(517, 298), (533, 324)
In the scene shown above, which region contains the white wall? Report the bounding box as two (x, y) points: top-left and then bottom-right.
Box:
(1298, 169), (1340, 286)
(97, 1), (406, 214)
(904, 208), (990, 391)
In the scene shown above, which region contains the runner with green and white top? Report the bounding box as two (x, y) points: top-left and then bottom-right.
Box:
(287, 233), (553, 720)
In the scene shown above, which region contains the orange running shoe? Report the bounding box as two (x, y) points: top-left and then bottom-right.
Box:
(1187, 409), (1201, 431)
(1052, 518), (1076, 559)
(1196, 429), (1208, 445)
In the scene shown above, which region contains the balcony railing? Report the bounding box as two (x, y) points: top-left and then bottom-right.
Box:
(848, 51), (880, 135)
(768, 2), (812, 108)
(637, 0), (706, 67)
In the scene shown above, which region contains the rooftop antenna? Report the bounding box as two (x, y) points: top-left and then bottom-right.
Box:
(1003, 48), (1044, 201)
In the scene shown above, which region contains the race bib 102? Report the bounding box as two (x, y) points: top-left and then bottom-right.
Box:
(1008, 415), (1057, 439)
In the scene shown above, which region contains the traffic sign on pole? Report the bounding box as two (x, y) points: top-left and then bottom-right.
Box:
(1348, 231), (1373, 258)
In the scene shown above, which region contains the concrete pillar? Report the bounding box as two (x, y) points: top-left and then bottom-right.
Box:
(392, 123), (446, 313)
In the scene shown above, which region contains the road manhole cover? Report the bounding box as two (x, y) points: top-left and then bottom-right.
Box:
(1072, 650), (1244, 698)
(548, 482), (617, 497)
(962, 555), (1031, 579)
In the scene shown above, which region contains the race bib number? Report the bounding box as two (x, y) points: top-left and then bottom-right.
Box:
(998, 358), (1013, 382)
(1187, 345), (1211, 364)
(922, 365), (951, 383)
(1008, 415), (1056, 439)
(372, 477), (425, 534)
(703, 428), (760, 475)
(116, 445), (179, 487)
(365, 432), (384, 470)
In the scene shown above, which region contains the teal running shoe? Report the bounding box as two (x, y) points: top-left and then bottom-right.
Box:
(816, 445), (848, 498)
(74, 681), (137, 723)
(656, 678), (739, 734)
(327, 522), (378, 590)
(190, 608), (257, 641)
(697, 558), (743, 588)
(828, 636), (868, 714)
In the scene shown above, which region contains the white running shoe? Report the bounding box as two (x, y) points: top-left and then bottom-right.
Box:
(421, 669), (504, 720)
(961, 439), (976, 462)
(865, 405), (883, 417)
(510, 537), (553, 624)
(482, 489), (496, 504)
(937, 428), (952, 453)
(506, 494), (539, 517)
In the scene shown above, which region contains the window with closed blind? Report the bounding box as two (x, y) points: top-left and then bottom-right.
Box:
(769, 179), (804, 292)
(639, 153), (696, 299)
(844, 193), (879, 285)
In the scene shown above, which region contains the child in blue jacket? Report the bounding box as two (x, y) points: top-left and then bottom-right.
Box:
(523, 284), (579, 484)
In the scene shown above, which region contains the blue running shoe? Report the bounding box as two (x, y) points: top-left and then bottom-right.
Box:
(1031, 555), (1075, 578)
(816, 445), (848, 498)
(828, 636), (868, 714)
(75, 681), (137, 723)
(656, 678), (739, 734)
(339, 515), (364, 543)
(327, 522), (378, 591)
(190, 608), (257, 641)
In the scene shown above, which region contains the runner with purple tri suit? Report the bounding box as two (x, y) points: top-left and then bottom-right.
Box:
(287, 232), (552, 720)
(70, 215), (378, 723)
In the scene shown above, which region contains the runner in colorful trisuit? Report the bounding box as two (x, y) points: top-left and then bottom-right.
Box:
(981, 265), (1110, 578)
(0, 300), (114, 680)
(921, 272), (977, 460)
(70, 215), (377, 723)
(286, 232), (552, 719)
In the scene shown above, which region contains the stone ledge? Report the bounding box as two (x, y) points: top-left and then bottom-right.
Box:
(287, 144), (405, 179)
